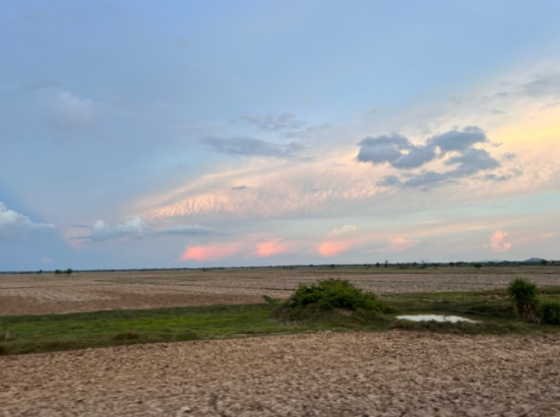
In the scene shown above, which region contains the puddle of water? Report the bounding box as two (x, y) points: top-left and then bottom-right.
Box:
(396, 314), (477, 323)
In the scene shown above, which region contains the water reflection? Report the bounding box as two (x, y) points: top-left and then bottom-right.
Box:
(396, 314), (477, 323)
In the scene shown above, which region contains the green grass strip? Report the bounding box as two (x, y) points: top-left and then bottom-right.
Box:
(1, 287), (560, 355)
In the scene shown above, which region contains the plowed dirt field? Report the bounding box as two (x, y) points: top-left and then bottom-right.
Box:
(1, 331), (560, 416)
(1, 266), (559, 315)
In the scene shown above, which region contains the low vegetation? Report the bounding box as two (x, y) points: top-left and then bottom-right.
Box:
(507, 278), (540, 323)
(1, 279), (559, 356)
(540, 302), (560, 325)
(506, 278), (560, 325)
(272, 278), (393, 319)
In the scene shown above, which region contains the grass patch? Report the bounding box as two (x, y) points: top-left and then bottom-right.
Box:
(0, 304), (332, 355)
(2, 285), (560, 356)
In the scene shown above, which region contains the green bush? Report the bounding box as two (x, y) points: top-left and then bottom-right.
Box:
(540, 301), (560, 325)
(507, 278), (540, 323)
(274, 278), (393, 322)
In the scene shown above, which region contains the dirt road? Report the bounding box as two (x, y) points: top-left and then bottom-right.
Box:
(2, 331), (560, 416)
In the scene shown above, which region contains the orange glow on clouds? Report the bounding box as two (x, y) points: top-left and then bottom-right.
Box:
(179, 243), (239, 261)
(318, 241), (351, 257)
(381, 237), (420, 253)
(484, 230), (512, 253)
(256, 239), (288, 257)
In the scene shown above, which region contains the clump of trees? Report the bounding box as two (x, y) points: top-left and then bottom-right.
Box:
(54, 268), (73, 275)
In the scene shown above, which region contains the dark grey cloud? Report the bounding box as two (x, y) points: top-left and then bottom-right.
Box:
(202, 137), (303, 158)
(231, 185), (248, 190)
(361, 127), (509, 189)
(445, 148), (499, 176)
(428, 126), (488, 151)
(392, 145), (437, 169)
(357, 134), (412, 165)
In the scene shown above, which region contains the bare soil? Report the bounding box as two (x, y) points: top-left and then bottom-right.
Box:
(1, 331), (560, 416)
(1, 266), (559, 315)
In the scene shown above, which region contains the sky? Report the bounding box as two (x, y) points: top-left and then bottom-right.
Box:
(1, 0), (560, 270)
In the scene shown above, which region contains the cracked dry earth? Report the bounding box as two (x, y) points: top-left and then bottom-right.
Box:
(2, 332), (560, 417)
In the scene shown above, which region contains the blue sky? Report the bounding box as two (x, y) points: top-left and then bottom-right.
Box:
(1, 0), (560, 270)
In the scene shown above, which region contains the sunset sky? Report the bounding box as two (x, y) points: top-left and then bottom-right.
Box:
(1, 1), (559, 270)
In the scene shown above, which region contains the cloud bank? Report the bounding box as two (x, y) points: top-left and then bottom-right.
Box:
(0, 203), (55, 238)
(81, 216), (213, 243)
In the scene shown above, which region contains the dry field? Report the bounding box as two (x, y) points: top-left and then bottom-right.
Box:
(1, 331), (560, 416)
(2, 267), (560, 416)
(1, 266), (560, 315)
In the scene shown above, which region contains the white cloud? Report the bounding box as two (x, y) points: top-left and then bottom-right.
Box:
(41, 90), (94, 135)
(0, 202), (55, 238)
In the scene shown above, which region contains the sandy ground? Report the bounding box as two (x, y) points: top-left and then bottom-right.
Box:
(2, 267), (560, 315)
(1, 331), (560, 416)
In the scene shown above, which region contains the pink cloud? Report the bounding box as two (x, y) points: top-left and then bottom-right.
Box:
(380, 237), (420, 253)
(484, 231), (512, 253)
(179, 243), (240, 261)
(318, 241), (351, 257)
(256, 239), (288, 257)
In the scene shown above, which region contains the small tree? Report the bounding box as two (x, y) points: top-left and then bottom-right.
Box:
(507, 278), (540, 323)
(65, 268), (73, 275)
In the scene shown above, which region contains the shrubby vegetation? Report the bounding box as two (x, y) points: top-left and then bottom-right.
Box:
(54, 268), (73, 275)
(271, 278), (394, 321)
(540, 301), (560, 325)
(507, 278), (540, 323)
(507, 278), (560, 325)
